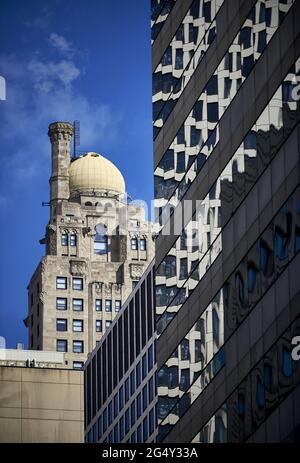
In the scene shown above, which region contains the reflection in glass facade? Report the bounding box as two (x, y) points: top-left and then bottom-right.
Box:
(156, 56), (300, 336)
(192, 316), (300, 442)
(153, 0), (224, 139)
(153, 0), (300, 444)
(154, 0), (294, 216)
(151, 0), (177, 44)
(157, 185), (300, 441)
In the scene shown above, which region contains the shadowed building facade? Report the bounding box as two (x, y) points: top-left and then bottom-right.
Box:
(25, 122), (154, 369)
(152, 0), (300, 443)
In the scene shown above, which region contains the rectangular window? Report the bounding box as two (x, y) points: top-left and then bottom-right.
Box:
(125, 378), (129, 402)
(108, 401), (112, 426)
(105, 320), (112, 329)
(95, 299), (102, 311)
(131, 401), (136, 426)
(125, 408), (130, 435)
(105, 299), (112, 312)
(131, 431), (136, 443)
(142, 353), (147, 379)
(136, 393), (141, 418)
(113, 394), (118, 419)
(56, 339), (67, 352)
(149, 376), (154, 403)
(73, 340), (84, 353)
(56, 277), (67, 290)
(73, 298), (83, 311)
(130, 370), (135, 395)
(73, 278), (83, 291)
(73, 361), (84, 370)
(115, 300), (121, 312)
(140, 239), (146, 251)
(70, 233), (77, 246)
(114, 424), (118, 443)
(131, 238), (137, 250)
(119, 416), (124, 441)
(136, 362), (141, 387)
(103, 409), (107, 433)
(143, 416), (148, 442)
(149, 408), (154, 435)
(119, 385), (124, 411)
(56, 319), (67, 331)
(132, 280), (138, 290)
(137, 424), (142, 443)
(73, 319), (83, 332)
(56, 297), (67, 310)
(142, 384), (147, 412)
(61, 233), (68, 246)
(96, 320), (102, 332)
(148, 345), (153, 371)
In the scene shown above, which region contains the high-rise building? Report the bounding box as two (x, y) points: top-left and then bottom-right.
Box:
(152, 0), (300, 443)
(84, 260), (156, 443)
(24, 122), (154, 368)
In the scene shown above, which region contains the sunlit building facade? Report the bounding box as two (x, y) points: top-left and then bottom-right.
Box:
(152, 0), (300, 442)
(25, 122), (154, 368)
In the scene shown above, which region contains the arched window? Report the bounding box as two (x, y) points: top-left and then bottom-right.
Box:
(61, 232), (68, 246)
(131, 237), (138, 250)
(94, 224), (108, 255)
(70, 233), (77, 247)
(85, 201), (93, 206)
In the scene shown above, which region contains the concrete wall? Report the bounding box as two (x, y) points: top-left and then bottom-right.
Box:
(0, 366), (83, 443)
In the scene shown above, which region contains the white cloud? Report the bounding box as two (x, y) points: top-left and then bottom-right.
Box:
(28, 58), (81, 91)
(48, 33), (74, 57)
(0, 49), (121, 194)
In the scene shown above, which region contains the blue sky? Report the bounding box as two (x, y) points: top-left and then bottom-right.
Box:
(0, 0), (153, 348)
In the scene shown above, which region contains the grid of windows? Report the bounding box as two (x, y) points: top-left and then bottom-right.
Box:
(96, 320), (102, 332)
(73, 319), (83, 332)
(56, 319), (67, 331)
(84, 264), (156, 443)
(73, 298), (83, 311)
(57, 339), (67, 352)
(96, 299), (102, 312)
(105, 300), (112, 312)
(73, 278), (83, 291)
(73, 340), (84, 353)
(73, 361), (84, 370)
(56, 297), (67, 310)
(56, 277), (67, 290)
(70, 233), (77, 246)
(131, 238), (138, 250)
(61, 233), (68, 246)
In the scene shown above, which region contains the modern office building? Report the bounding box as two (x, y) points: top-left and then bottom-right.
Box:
(152, 0), (300, 442)
(84, 260), (157, 443)
(0, 348), (84, 442)
(24, 122), (154, 368)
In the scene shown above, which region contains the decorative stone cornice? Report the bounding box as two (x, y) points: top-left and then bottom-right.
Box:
(48, 121), (74, 143)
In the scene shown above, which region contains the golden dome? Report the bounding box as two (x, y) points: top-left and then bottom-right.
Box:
(69, 152), (125, 195)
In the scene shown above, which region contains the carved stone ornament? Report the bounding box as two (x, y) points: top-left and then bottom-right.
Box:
(103, 283), (112, 296)
(70, 260), (87, 276)
(130, 264), (144, 279)
(39, 291), (46, 304)
(95, 282), (103, 294)
(115, 283), (122, 294)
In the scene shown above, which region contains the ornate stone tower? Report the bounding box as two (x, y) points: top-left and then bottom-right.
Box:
(48, 122), (73, 215)
(25, 122), (154, 369)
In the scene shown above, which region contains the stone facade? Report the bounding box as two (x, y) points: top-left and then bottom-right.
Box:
(25, 122), (154, 368)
